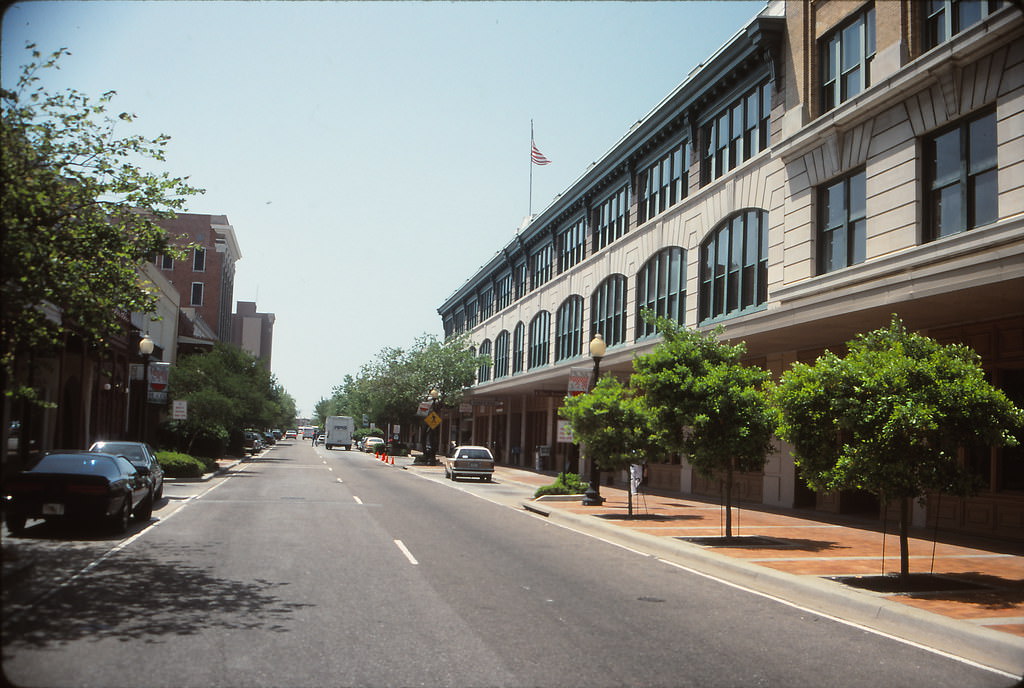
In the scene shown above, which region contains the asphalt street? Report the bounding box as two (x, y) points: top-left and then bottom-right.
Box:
(2, 440), (1019, 687)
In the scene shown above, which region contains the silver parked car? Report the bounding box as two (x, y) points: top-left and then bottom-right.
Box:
(443, 445), (494, 482)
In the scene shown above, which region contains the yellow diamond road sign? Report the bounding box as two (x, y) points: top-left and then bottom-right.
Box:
(424, 411), (442, 429)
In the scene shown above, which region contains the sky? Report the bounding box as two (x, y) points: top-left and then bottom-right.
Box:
(2, 0), (764, 416)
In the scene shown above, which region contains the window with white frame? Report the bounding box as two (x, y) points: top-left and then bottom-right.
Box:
(701, 80), (772, 184)
(479, 288), (493, 321)
(636, 247), (686, 339)
(820, 5), (875, 114)
(159, 254), (174, 270)
(193, 247), (206, 272)
(496, 273), (513, 311)
(528, 311), (551, 369)
(530, 244), (553, 290)
(637, 142), (690, 224)
(512, 322), (525, 374)
(494, 331), (510, 379)
(557, 218), (587, 273)
(925, 109), (997, 241)
(818, 169), (867, 274)
(924, 0), (1003, 51)
(555, 296), (584, 362)
(591, 274), (627, 347)
(699, 210), (768, 322)
(190, 282), (204, 306)
(478, 340), (492, 383)
(591, 185), (630, 252)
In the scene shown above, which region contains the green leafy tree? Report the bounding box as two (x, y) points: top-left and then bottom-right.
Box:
(165, 343), (291, 455)
(632, 316), (774, 537)
(559, 376), (658, 515)
(770, 316), (1023, 581)
(1, 46), (202, 404)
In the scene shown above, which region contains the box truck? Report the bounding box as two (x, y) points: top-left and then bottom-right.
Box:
(324, 416), (354, 450)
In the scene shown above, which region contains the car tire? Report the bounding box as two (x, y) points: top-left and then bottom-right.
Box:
(135, 491), (154, 521)
(7, 512), (27, 535)
(111, 498), (131, 534)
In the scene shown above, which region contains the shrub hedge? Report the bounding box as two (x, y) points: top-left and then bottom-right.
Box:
(534, 472), (588, 498)
(157, 451), (211, 478)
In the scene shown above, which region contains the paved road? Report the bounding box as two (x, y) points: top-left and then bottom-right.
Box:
(2, 441), (1018, 687)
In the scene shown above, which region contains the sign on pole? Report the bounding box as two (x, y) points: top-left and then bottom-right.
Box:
(567, 367), (591, 396)
(557, 419), (575, 443)
(424, 411), (442, 429)
(172, 400), (188, 420)
(148, 361), (170, 404)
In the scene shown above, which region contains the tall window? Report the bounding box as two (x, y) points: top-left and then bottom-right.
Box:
(512, 322), (525, 374)
(636, 247), (686, 339)
(925, 0), (1003, 51)
(701, 81), (772, 184)
(478, 340), (492, 383)
(638, 142), (690, 224)
(530, 244), (553, 290)
(592, 185), (630, 252)
(515, 262), (529, 299)
(818, 169), (867, 273)
(699, 210), (768, 322)
(159, 254), (174, 270)
(465, 301), (478, 329)
(821, 5), (876, 114)
(496, 273), (513, 311)
(193, 247), (206, 272)
(591, 274), (627, 347)
(555, 296), (584, 362)
(926, 109), (997, 241)
(479, 288), (493, 320)
(190, 282), (204, 306)
(557, 218), (587, 272)
(494, 331), (510, 379)
(528, 312), (551, 369)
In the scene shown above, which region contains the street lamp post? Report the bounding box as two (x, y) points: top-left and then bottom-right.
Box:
(415, 388), (441, 465)
(138, 334), (154, 442)
(582, 333), (606, 506)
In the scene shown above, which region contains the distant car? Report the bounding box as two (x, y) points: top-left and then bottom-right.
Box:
(362, 437), (384, 453)
(272, 429), (282, 440)
(89, 441), (164, 500)
(4, 451), (153, 534)
(284, 430), (297, 440)
(242, 431), (263, 455)
(263, 431), (276, 445)
(443, 445), (495, 482)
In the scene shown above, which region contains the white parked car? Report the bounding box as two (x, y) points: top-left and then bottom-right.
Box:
(443, 445), (494, 482)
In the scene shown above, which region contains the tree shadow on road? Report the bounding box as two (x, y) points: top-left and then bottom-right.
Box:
(2, 545), (313, 650)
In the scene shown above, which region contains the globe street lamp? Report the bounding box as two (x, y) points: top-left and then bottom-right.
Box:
(138, 334), (155, 442)
(582, 333), (606, 506)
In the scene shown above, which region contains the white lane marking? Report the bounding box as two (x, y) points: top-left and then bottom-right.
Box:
(336, 478), (344, 483)
(655, 558), (1018, 680)
(394, 540), (419, 565)
(352, 495), (363, 505)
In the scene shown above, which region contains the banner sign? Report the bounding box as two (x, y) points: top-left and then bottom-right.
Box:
(567, 368), (591, 396)
(147, 362), (170, 404)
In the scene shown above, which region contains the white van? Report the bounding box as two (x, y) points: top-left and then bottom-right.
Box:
(324, 416), (354, 450)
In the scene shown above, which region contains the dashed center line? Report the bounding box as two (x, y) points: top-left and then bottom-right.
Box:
(352, 495), (363, 505)
(394, 540), (419, 565)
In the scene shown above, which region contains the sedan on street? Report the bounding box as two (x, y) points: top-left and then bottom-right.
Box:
(443, 445), (495, 481)
(4, 451), (153, 535)
(89, 440), (164, 499)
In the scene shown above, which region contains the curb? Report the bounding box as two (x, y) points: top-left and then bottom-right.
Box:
(521, 499), (1024, 676)
(164, 459), (242, 483)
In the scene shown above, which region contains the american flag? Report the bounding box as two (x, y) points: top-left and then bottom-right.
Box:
(531, 140), (551, 166)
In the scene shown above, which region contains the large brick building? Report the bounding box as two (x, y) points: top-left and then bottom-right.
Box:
(438, 0), (1024, 540)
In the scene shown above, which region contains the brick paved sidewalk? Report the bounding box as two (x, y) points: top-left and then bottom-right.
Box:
(492, 464), (1024, 642)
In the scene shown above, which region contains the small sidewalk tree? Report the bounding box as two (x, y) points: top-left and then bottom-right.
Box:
(770, 316), (1024, 582)
(559, 376), (657, 517)
(632, 316), (774, 537)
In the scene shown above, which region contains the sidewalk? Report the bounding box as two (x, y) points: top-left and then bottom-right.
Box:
(478, 463), (1024, 676)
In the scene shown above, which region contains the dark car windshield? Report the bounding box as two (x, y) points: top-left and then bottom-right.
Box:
(32, 454), (124, 479)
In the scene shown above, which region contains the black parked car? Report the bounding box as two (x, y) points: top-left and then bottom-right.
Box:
(89, 441), (164, 500)
(4, 451), (153, 535)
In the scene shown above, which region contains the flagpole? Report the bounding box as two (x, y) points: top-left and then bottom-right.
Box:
(529, 119), (534, 218)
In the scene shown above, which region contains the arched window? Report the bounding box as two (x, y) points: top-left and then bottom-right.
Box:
(494, 331), (510, 379)
(478, 340), (492, 383)
(636, 247), (686, 339)
(555, 296), (584, 362)
(512, 322), (525, 374)
(528, 312), (551, 369)
(699, 210), (768, 322)
(591, 274), (627, 346)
